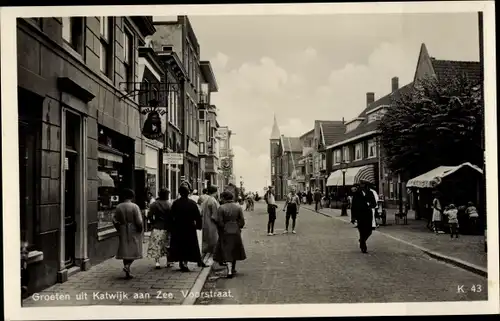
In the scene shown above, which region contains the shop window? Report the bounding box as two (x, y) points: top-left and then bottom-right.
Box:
(97, 127), (130, 232)
(99, 16), (113, 78)
(62, 17), (85, 56)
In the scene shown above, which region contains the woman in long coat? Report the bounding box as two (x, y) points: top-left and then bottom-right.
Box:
(201, 185), (220, 258)
(214, 191), (246, 278)
(113, 188), (143, 279)
(169, 185), (207, 272)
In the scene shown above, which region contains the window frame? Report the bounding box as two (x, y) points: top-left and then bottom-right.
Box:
(343, 146), (350, 163)
(368, 140), (377, 158)
(355, 143), (363, 161)
(123, 26), (134, 92)
(62, 17), (85, 56)
(99, 16), (113, 79)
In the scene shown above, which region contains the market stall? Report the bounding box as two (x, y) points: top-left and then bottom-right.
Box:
(406, 162), (484, 234)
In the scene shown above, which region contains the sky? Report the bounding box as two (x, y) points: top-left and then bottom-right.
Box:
(156, 13), (480, 193)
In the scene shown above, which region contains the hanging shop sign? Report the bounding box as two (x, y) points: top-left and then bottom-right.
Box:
(141, 107), (167, 140)
(163, 153), (184, 165)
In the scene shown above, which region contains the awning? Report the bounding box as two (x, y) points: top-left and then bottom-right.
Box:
(406, 162), (483, 189)
(98, 171), (115, 188)
(326, 165), (375, 186)
(98, 150), (123, 163)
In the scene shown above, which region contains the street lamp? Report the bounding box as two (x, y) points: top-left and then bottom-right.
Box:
(340, 161), (348, 216)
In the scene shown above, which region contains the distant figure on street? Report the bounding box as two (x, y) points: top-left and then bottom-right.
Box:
(169, 185), (207, 272)
(265, 186), (278, 235)
(444, 204), (459, 238)
(466, 201), (479, 233)
(146, 189), (172, 269)
(214, 191), (247, 278)
(314, 188), (322, 212)
(113, 188), (143, 279)
(307, 190), (313, 205)
(200, 186), (220, 259)
(350, 181), (377, 253)
(431, 192), (443, 234)
(283, 188), (301, 234)
(368, 184), (379, 229)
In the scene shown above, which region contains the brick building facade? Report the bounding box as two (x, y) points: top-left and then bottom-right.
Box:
(17, 16), (155, 295)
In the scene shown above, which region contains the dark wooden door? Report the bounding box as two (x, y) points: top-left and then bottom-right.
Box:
(64, 152), (77, 267)
(19, 122), (36, 246)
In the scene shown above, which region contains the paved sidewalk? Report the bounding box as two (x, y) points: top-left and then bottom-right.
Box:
(22, 231), (209, 306)
(300, 204), (487, 274)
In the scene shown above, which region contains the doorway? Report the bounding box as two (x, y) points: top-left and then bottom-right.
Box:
(63, 111), (81, 268)
(64, 152), (77, 267)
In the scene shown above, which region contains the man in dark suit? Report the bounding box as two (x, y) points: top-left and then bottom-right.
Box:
(350, 181), (377, 253)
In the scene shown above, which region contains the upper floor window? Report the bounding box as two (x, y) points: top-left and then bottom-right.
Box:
(355, 143), (363, 160)
(123, 28), (134, 92)
(99, 17), (113, 78)
(368, 140), (377, 158)
(62, 17), (85, 56)
(333, 149), (341, 164)
(343, 146), (350, 163)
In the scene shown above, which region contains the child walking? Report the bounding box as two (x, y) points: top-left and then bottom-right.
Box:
(444, 204), (459, 239)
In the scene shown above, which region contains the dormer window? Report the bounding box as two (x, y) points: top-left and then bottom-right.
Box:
(345, 118), (365, 133)
(367, 105), (388, 123)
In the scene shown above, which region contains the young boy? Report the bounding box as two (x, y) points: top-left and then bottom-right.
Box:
(283, 189), (301, 234)
(444, 204), (459, 238)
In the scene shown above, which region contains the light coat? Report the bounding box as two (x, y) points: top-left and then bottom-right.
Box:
(113, 201), (143, 260)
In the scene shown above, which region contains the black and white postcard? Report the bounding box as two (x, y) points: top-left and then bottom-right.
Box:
(1, 1), (498, 320)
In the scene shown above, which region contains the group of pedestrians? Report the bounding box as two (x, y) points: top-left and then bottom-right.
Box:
(264, 186), (301, 235)
(112, 182), (246, 279)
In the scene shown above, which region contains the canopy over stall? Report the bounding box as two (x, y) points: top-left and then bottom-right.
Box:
(406, 162), (483, 189)
(326, 165), (375, 186)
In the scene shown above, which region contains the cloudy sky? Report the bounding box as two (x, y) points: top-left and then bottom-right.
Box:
(159, 13), (480, 193)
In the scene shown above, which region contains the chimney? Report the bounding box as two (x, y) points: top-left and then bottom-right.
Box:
(391, 77), (399, 92)
(366, 92), (375, 107)
(342, 117), (345, 124)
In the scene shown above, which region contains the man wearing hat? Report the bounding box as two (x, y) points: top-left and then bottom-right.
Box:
(351, 180), (377, 253)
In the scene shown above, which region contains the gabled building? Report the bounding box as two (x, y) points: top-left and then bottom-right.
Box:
(151, 16), (202, 191)
(311, 120), (345, 192)
(296, 129), (314, 192)
(198, 61), (219, 190)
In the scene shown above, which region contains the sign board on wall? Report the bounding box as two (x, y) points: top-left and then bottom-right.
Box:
(141, 107), (167, 140)
(163, 153), (183, 165)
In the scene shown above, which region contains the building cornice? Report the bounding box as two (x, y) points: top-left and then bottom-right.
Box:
(130, 17), (156, 37)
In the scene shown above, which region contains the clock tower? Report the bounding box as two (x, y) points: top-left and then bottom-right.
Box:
(270, 114), (281, 195)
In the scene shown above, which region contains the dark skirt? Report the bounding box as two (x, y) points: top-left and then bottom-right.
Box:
(168, 229), (202, 263)
(214, 233), (247, 263)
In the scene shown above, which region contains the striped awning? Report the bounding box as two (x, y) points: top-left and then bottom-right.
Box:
(326, 165), (375, 186)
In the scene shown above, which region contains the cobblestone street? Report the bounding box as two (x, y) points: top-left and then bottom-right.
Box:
(22, 232), (205, 306)
(197, 202), (487, 305)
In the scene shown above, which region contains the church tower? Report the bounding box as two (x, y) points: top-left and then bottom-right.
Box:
(270, 114), (281, 193)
